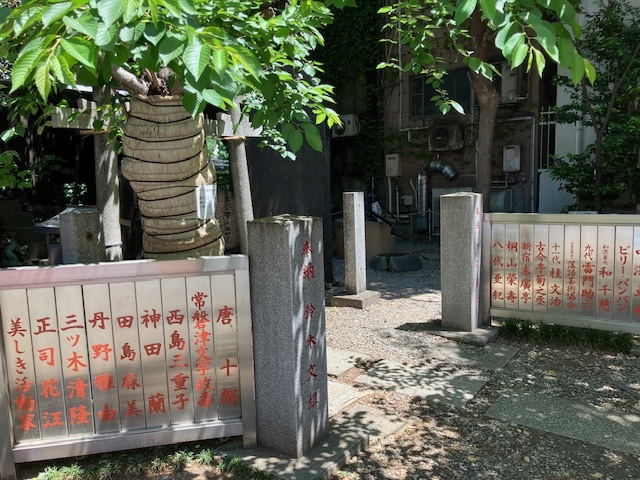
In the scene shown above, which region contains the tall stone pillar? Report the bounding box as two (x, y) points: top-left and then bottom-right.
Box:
(344, 192), (366, 295)
(440, 192), (483, 331)
(331, 192), (381, 309)
(248, 215), (328, 458)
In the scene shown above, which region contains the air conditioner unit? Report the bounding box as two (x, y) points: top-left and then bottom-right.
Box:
(428, 125), (463, 151)
(332, 114), (361, 138)
(500, 62), (526, 104)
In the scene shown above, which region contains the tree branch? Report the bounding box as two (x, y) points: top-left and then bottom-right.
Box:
(601, 40), (640, 132)
(111, 66), (149, 96)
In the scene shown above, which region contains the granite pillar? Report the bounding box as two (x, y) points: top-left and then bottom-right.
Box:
(440, 192), (483, 331)
(343, 192), (366, 295)
(248, 215), (328, 458)
(59, 209), (106, 264)
(331, 192), (381, 309)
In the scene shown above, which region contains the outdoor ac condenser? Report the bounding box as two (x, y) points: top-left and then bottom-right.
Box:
(332, 114), (361, 138)
(428, 125), (463, 151)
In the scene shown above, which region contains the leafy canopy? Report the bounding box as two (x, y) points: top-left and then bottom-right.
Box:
(0, 0), (355, 157)
(379, 0), (596, 114)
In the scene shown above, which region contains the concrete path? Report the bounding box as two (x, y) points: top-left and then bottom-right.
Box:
(486, 392), (640, 456)
(217, 343), (639, 479)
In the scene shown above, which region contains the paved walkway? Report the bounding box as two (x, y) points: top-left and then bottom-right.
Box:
(219, 338), (640, 479)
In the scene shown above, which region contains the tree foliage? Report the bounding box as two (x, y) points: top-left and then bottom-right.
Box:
(379, 0), (594, 115)
(377, 0), (595, 213)
(550, 0), (640, 210)
(0, 0), (355, 186)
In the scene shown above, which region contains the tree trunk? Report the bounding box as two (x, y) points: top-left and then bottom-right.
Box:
(93, 86), (123, 261)
(121, 96), (224, 259)
(470, 12), (500, 212)
(227, 105), (254, 255)
(594, 132), (603, 211)
(471, 74), (500, 212)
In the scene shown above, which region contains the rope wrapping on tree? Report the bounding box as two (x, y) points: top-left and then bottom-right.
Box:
(128, 166), (216, 199)
(121, 95), (223, 258)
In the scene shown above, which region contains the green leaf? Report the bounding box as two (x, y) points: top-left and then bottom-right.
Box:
(96, 22), (118, 49)
(230, 45), (261, 79)
(13, 6), (46, 36)
(10, 48), (42, 92)
(454, 0), (477, 25)
(467, 57), (482, 72)
(557, 35), (574, 68)
(98, 0), (124, 29)
(533, 48), (546, 78)
(503, 31), (524, 58)
(156, 0), (182, 18)
(584, 60), (596, 84)
(120, 22), (145, 44)
(495, 22), (517, 50)
(158, 33), (185, 64)
(451, 100), (465, 115)
(479, 0), (497, 22)
(183, 90), (204, 117)
(211, 48), (228, 74)
(42, 2), (72, 28)
(122, 0), (140, 23)
(282, 123), (303, 152)
(49, 55), (63, 82)
(511, 43), (529, 68)
(60, 37), (97, 70)
(183, 42), (211, 81)
(301, 122), (323, 151)
(378, 6), (393, 14)
(178, 0), (197, 16)
(144, 23), (166, 45)
(534, 24), (558, 62)
(570, 52), (585, 84)
(57, 55), (75, 85)
(34, 64), (51, 100)
(202, 88), (223, 108)
(63, 12), (99, 38)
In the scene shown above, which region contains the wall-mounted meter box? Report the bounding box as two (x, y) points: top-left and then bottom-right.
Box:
(503, 144), (521, 172)
(385, 153), (401, 177)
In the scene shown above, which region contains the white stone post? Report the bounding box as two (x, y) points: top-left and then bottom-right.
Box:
(344, 192), (366, 295)
(440, 192), (483, 331)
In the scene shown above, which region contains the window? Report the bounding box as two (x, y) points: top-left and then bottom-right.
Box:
(410, 68), (472, 117)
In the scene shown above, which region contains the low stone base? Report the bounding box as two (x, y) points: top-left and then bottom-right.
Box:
(331, 290), (381, 309)
(417, 320), (499, 346)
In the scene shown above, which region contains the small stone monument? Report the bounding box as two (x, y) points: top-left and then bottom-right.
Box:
(248, 215), (328, 458)
(59, 207), (106, 264)
(331, 192), (381, 309)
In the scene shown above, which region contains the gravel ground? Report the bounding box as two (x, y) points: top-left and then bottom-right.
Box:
(326, 235), (640, 480)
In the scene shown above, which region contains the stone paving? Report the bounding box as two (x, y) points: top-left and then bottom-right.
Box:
(219, 340), (640, 479)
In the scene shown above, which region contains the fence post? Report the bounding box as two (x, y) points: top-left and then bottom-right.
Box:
(440, 192), (483, 331)
(248, 215), (328, 458)
(343, 192), (366, 295)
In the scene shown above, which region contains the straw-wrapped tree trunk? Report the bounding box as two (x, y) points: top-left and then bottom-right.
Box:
(121, 96), (223, 259)
(0, 0), (344, 258)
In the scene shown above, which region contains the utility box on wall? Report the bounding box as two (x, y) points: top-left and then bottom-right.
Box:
(385, 153), (401, 177)
(503, 145), (521, 172)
